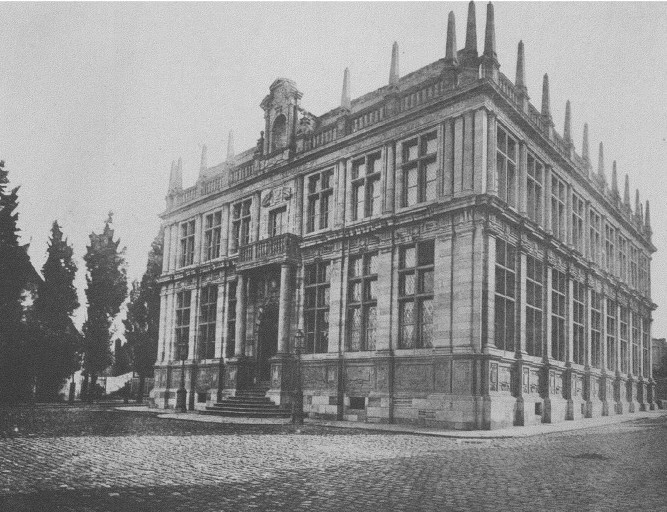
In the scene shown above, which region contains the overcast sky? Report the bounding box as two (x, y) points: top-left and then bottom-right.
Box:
(1, 1), (666, 335)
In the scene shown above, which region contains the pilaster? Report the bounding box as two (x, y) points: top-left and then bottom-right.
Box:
(485, 111), (497, 195)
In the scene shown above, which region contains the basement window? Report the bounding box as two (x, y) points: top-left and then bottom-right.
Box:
(535, 402), (543, 416)
(349, 397), (366, 410)
(197, 392), (207, 404)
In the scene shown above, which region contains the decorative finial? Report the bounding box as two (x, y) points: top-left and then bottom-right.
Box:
(483, 2), (496, 59)
(463, 1), (478, 59)
(611, 161), (619, 196)
(341, 67), (351, 111)
(168, 159), (182, 194)
(645, 200), (651, 231)
(563, 100), (572, 143)
(582, 123), (590, 162)
(200, 144), (208, 172)
(624, 174), (631, 207)
(515, 41), (526, 93)
(227, 130), (235, 160)
(389, 42), (400, 85)
(445, 11), (458, 66)
(635, 189), (641, 218)
(541, 74), (551, 119)
(598, 143), (605, 183)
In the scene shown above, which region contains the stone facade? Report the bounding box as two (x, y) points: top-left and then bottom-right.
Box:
(150, 1), (656, 429)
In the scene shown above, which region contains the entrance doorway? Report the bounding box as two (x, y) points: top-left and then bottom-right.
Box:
(256, 303), (279, 384)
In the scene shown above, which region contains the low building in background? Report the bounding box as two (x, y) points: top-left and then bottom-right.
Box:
(150, 1), (657, 429)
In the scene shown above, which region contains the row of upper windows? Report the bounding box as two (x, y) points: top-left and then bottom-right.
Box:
(169, 241), (435, 359)
(497, 124), (650, 295)
(493, 239), (651, 376)
(173, 128), (439, 268)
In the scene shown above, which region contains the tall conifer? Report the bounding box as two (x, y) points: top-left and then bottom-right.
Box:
(33, 221), (80, 401)
(0, 160), (33, 402)
(123, 228), (163, 401)
(82, 213), (127, 397)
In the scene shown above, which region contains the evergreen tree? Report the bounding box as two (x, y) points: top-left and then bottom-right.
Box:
(123, 228), (163, 402)
(0, 160), (33, 403)
(82, 213), (127, 398)
(33, 221), (80, 401)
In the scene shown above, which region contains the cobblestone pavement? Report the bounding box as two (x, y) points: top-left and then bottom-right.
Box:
(1, 405), (666, 511)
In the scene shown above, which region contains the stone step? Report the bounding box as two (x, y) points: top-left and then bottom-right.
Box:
(202, 406), (290, 418)
(209, 402), (280, 411)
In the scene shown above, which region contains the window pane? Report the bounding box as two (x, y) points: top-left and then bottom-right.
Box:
(402, 246), (416, 269)
(401, 272), (415, 295)
(404, 139), (418, 162)
(418, 240), (435, 265)
(419, 269), (434, 294)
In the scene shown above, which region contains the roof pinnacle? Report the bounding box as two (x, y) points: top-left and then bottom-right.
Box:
(389, 42), (400, 85)
(341, 67), (351, 111)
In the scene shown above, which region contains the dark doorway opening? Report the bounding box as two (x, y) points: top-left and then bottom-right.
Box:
(257, 303), (279, 384)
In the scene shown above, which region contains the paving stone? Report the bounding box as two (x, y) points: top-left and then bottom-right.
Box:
(0, 405), (666, 511)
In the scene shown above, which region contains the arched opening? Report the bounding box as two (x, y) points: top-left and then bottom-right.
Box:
(271, 114), (287, 152)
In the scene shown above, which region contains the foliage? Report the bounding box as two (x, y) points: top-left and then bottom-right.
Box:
(33, 221), (81, 401)
(82, 213), (127, 394)
(0, 160), (34, 403)
(123, 228), (163, 400)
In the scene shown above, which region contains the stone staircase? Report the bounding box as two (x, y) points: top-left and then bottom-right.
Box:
(202, 387), (291, 418)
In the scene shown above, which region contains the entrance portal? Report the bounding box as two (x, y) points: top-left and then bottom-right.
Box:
(256, 303), (279, 384)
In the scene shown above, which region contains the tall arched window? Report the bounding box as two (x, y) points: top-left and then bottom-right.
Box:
(271, 114), (287, 152)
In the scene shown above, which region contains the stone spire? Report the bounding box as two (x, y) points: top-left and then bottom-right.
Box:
(611, 161), (619, 197)
(480, 2), (499, 80)
(341, 67), (351, 111)
(598, 142), (606, 183)
(463, 0), (478, 60)
(168, 158), (182, 194)
(483, 2), (496, 60)
(582, 123), (590, 162)
(445, 11), (458, 66)
(541, 74), (551, 119)
(635, 189), (641, 219)
(563, 100), (572, 143)
(227, 130), (235, 160)
(640, 202), (644, 224)
(200, 144), (208, 172)
(389, 42), (400, 85)
(624, 174), (631, 207)
(515, 41), (527, 94)
(645, 200), (651, 232)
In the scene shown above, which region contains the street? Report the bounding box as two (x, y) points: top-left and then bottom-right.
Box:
(1, 405), (666, 511)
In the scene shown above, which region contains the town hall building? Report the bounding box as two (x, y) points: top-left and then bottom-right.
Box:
(150, 2), (657, 429)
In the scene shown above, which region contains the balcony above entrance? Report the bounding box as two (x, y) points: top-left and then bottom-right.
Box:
(237, 233), (301, 271)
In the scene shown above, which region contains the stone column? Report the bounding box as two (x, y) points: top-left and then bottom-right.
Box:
(462, 111), (474, 192)
(473, 109), (488, 194)
(277, 264), (293, 354)
(384, 142), (396, 213)
(485, 111), (497, 195)
(162, 225), (171, 274)
(443, 118), (454, 198)
(518, 252), (527, 355)
(158, 290), (168, 361)
(453, 116), (464, 195)
(253, 192), (261, 243)
(334, 158), (347, 228)
(544, 167), (552, 235)
(220, 204), (230, 257)
(194, 214), (203, 265)
(170, 224), (179, 271)
(294, 175), (304, 236)
(214, 284), (226, 359)
(518, 141), (527, 216)
(188, 287), (200, 361)
(165, 289), (175, 361)
(234, 274), (247, 357)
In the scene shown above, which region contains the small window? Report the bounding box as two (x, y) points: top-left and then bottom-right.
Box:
(349, 397), (366, 410)
(197, 392), (207, 404)
(535, 402), (543, 416)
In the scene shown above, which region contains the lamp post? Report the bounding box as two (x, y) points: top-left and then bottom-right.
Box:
(292, 329), (304, 425)
(175, 343), (188, 413)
